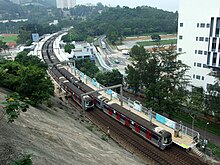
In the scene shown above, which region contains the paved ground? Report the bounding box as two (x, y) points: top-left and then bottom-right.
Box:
(179, 120), (220, 147)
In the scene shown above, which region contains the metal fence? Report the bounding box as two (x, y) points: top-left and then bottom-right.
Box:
(67, 64), (200, 139)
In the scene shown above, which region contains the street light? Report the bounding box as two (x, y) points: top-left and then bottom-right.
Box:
(179, 121), (182, 138)
(204, 122), (209, 160)
(204, 122), (209, 144)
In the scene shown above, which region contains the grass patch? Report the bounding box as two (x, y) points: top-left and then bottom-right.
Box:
(0, 35), (18, 43)
(172, 111), (220, 136)
(207, 142), (220, 159)
(86, 125), (94, 132)
(137, 39), (177, 46)
(101, 134), (108, 141)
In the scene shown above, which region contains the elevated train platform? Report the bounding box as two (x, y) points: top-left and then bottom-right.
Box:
(65, 65), (199, 150)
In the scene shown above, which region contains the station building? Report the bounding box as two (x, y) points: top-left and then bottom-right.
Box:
(71, 42), (94, 60)
(177, 0), (220, 91)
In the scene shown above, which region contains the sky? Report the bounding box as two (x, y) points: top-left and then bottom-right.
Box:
(77, 0), (179, 12)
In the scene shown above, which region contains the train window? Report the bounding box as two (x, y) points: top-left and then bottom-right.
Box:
(96, 99), (101, 104)
(121, 114), (126, 120)
(163, 137), (171, 144)
(140, 126), (146, 132)
(103, 104), (110, 110)
(151, 133), (159, 141)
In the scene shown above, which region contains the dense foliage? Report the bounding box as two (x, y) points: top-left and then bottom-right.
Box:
(2, 92), (29, 123)
(64, 43), (75, 54)
(0, 53), (54, 106)
(75, 59), (123, 87)
(17, 23), (61, 44)
(206, 80), (220, 118)
(125, 45), (189, 115)
(75, 59), (99, 78)
(63, 6), (178, 44)
(0, 40), (8, 53)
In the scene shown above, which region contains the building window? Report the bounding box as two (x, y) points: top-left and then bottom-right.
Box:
(202, 76), (204, 80)
(212, 52), (217, 65)
(179, 35), (183, 39)
(197, 23), (200, 27)
(196, 75), (201, 79)
(178, 48), (182, 52)
(207, 52), (211, 65)
(210, 17), (214, 36)
(194, 62), (196, 66)
(195, 50), (197, 54)
(197, 63), (202, 67)
(204, 51), (208, 55)
(193, 74), (195, 78)
(212, 38), (217, 51)
(219, 38), (220, 52)
(216, 18), (220, 37)
(198, 50), (203, 54)
(206, 23), (210, 28)
(203, 64), (207, 68)
(205, 37), (209, 42)
(199, 37), (204, 41)
(200, 23), (205, 28)
(180, 23), (183, 27)
(196, 37), (198, 41)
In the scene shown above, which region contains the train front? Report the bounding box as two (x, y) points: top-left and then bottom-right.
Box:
(160, 130), (172, 150)
(84, 96), (94, 110)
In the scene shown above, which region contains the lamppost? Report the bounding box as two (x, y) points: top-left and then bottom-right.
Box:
(203, 122), (209, 160)
(180, 121), (182, 138)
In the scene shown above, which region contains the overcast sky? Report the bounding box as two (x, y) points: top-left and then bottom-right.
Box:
(77, 0), (179, 12)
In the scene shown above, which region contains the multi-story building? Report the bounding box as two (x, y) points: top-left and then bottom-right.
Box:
(177, 0), (220, 91)
(56, 0), (76, 9)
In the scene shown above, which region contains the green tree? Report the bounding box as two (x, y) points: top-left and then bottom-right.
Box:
(96, 69), (123, 88)
(125, 65), (140, 94)
(17, 30), (32, 45)
(0, 60), (54, 106)
(125, 45), (189, 115)
(0, 40), (8, 53)
(16, 66), (54, 106)
(186, 87), (205, 130)
(64, 44), (75, 54)
(10, 153), (32, 165)
(106, 25), (119, 44)
(1, 92), (29, 123)
(76, 59), (99, 78)
(205, 80), (220, 118)
(15, 51), (47, 70)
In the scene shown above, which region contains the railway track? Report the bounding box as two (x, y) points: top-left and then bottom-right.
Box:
(86, 108), (207, 165)
(43, 34), (208, 165)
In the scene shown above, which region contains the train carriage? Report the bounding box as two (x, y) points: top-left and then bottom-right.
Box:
(102, 103), (172, 150)
(41, 34), (173, 150)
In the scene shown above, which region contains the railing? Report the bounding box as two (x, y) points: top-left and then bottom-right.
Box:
(66, 64), (200, 140)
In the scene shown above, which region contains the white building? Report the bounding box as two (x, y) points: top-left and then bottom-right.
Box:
(56, 0), (76, 9)
(177, 0), (220, 91)
(71, 42), (94, 60)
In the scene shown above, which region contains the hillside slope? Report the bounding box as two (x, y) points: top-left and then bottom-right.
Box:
(0, 88), (144, 165)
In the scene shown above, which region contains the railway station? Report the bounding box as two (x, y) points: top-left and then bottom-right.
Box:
(64, 64), (198, 150)
(36, 32), (203, 155)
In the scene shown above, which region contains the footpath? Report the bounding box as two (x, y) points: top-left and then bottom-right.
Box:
(179, 120), (220, 147)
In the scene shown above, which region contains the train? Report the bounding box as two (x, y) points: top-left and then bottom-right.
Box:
(41, 34), (173, 150)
